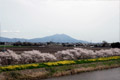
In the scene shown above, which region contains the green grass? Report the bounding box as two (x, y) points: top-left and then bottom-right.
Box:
(0, 45), (37, 48)
(0, 56), (120, 72)
(0, 45), (13, 48)
(1, 60), (120, 80)
(0, 45), (21, 48)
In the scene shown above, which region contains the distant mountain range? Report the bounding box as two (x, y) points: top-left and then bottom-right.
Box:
(0, 34), (88, 43)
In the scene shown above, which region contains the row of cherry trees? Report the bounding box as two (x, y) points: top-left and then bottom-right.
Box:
(0, 48), (120, 65)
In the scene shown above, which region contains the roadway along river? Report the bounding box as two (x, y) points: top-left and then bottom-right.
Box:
(44, 67), (120, 80)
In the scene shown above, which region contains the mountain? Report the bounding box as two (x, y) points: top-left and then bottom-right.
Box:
(0, 37), (27, 42)
(0, 34), (88, 43)
(28, 34), (87, 43)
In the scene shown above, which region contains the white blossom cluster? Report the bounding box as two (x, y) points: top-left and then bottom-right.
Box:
(55, 48), (120, 60)
(0, 48), (120, 65)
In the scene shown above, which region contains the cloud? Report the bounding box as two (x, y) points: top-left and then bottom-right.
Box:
(2, 30), (9, 33)
(2, 30), (20, 33)
(14, 31), (20, 33)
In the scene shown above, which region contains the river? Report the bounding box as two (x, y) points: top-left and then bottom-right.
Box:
(44, 68), (120, 80)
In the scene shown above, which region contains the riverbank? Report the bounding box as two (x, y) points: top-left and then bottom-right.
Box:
(45, 67), (120, 80)
(0, 58), (120, 80)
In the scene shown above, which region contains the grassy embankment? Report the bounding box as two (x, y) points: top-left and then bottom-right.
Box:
(0, 56), (120, 80)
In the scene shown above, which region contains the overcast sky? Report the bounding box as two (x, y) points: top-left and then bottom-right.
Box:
(0, 0), (119, 43)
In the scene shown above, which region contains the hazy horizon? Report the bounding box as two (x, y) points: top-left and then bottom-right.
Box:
(0, 0), (119, 43)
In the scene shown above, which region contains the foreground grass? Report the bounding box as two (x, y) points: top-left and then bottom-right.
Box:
(0, 56), (120, 72)
(1, 56), (120, 80)
(0, 60), (120, 80)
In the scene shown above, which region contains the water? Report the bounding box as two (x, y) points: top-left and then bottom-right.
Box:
(44, 68), (120, 80)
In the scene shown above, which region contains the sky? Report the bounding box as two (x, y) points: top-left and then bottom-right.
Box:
(0, 0), (119, 43)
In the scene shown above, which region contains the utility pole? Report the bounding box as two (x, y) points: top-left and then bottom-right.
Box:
(119, 0), (120, 42)
(0, 22), (1, 43)
(0, 22), (2, 45)
(0, 23), (6, 52)
(0, 23), (1, 45)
